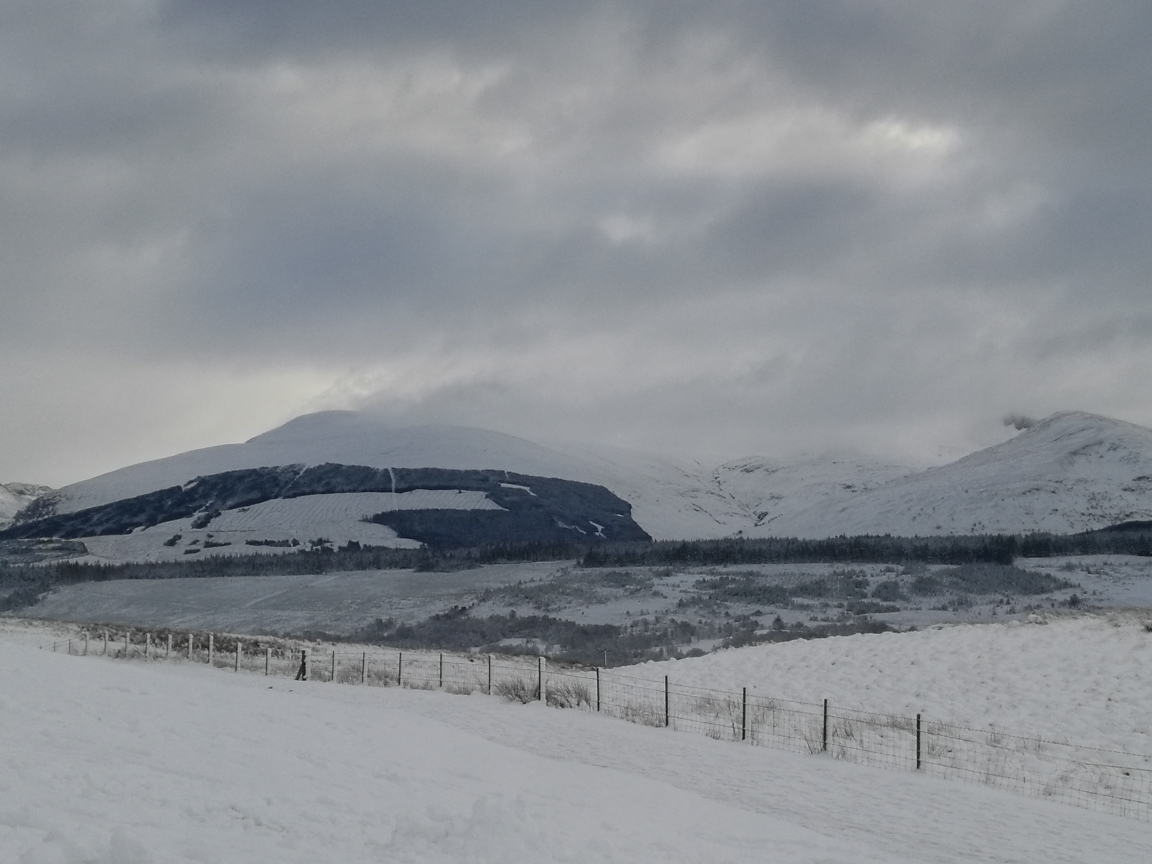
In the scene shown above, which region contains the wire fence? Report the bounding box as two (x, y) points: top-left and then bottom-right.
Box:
(47, 628), (1151, 821)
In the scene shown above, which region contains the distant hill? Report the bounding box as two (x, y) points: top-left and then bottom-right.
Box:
(0, 483), (52, 529)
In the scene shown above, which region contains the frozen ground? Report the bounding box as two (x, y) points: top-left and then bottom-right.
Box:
(1, 626), (1148, 863)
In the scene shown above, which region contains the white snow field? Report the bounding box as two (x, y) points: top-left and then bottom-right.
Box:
(626, 612), (1152, 755)
(75, 490), (505, 563)
(2, 634), (1148, 864)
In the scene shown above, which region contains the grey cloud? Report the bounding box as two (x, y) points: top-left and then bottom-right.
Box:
(2, 1), (1152, 483)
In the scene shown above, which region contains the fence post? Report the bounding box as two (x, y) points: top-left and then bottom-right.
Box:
(188, 634), (194, 660)
(596, 667), (601, 712)
(266, 647), (271, 676)
(235, 642), (241, 672)
(83, 633), (89, 655)
(822, 699), (829, 752)
(538, 656), (547, 703)
(331, 651), (336, 682)
(439, 653), (444, 688)
(916, 713), (922, 770)
(487, 654), (493, 695)
(68, 639), (72, 655)
(145, 633), (150, 660)
(664, 676), (670, 728)
(362, 652), (367, 684)
(167, 634), (172, 657)
(124, 632), (129, 659)
(742, 687), (747, 741)
(398, 652), (403, 687)
(208, 633), (214, 666)
(103, 630), (108, 655)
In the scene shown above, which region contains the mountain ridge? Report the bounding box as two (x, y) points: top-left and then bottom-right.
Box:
(10, 410), (1152, 555)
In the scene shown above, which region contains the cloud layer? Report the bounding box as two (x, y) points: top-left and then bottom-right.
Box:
(3, 1), (1152, 484)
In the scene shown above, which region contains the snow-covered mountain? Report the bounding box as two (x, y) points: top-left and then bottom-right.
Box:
(9, 410), (1152, 560)
(764, 412), (1152, 537)
(0, 482), (52, 529)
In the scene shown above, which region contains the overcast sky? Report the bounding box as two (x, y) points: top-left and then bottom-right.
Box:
(3, 1), (1151, 486)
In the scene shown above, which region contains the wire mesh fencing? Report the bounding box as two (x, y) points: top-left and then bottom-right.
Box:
(47, 629), (1151, 821)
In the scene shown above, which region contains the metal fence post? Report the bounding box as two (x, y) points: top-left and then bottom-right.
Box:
(916, 713), (922, 770)
(822, 699), (829, 752)
(331, 651), (336, 682)
(742, 687), (747, 741)
(665, 676), (670, 728)
(487, 654), (493, 695)
(398, 651), (403, 687)
(439, 653), (444, 688)
(596, 667), (601, 712)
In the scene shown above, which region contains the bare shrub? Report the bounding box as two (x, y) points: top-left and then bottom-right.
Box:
(496, 676), (539, 704)
(547, 681), (593, 709)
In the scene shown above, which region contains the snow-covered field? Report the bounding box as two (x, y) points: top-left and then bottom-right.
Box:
(1, 620), (1148, 863)
(74, 490), (506, 563)
(625, 612), (1152, 754)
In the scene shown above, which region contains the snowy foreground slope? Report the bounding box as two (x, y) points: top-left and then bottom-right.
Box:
(1, 629), (1147, 864)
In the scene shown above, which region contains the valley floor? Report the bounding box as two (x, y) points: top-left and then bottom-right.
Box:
(1, 617), (1149, 863)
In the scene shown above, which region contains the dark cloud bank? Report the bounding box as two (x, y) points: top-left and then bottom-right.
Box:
(2, 1), (1151, 484)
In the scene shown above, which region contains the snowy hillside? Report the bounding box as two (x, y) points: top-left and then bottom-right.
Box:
(0, 482), (51, 528)
(10, 410), (1152, 553)
(765, 412), (1152, 537)
(2, 621), (1148, 862)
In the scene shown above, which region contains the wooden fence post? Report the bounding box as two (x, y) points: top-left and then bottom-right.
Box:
(361, 652), (367, 684)
(167, 634), (172, 657)
(330, 651), (336, 682)
(208, 633), (214, 666)
(235, 642), (241, 672)
(265, 647), (271, 676)
(103, 630), (108, 655)
(123, 632), (129, 659)
(596, 667), (601, 712)
(145, 633), (150, 660)
(487, 654), (493, 695)
(538, 656), (547, 703)
(822, 699), (829, 752)
(83, 634), (89, 655)
(398, 651), (403, 687)
(188, 634), (194, 660)
(439, 653), (444, 688)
